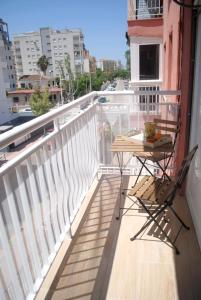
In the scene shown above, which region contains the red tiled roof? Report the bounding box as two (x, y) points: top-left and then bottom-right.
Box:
(19, 75), (51, 81)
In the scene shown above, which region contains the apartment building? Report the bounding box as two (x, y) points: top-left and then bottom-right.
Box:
(13, 27), (85, 80)
(128, 0), (163, 89)
(97, 59), (121, 72)
(0, 18), (16, 124)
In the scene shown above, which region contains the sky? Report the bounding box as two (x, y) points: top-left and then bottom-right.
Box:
(1, 0), (128, 65)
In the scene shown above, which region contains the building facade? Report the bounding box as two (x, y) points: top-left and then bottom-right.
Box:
(97, 59), (121, 72)
(13, 27), (85, 80)
(128, 0), (163, 89)
(0, 18), (16, 124)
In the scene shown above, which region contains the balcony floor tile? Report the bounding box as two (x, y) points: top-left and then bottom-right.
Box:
(46, 176), (201, 300)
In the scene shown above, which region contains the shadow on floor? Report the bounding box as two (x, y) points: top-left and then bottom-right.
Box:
(46, 175), (129, 300)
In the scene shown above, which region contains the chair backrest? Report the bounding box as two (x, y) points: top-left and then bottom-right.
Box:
(153, 118), (180, 146)
(164, 145), (198, 205)
(176, 144), (198, 188)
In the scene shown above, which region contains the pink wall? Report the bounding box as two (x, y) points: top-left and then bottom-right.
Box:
(162, 1), (181, 90)
(128, 19), (163, 38)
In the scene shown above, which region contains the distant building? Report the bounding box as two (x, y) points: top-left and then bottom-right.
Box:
(97, 59), (121, 72)
(7, 87), (63, 109)
(13, 27), (85, 80)
(18, 74), (54, 89)
(0, 18), (16, 124)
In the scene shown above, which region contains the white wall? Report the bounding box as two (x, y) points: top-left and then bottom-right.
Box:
(186, 13), (201, 250)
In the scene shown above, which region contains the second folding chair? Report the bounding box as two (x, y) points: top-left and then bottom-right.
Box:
(128, 144), (198, 255)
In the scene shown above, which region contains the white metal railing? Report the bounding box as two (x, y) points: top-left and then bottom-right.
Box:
(96, 90), (180, 174)
(128, 0), (163, 20)
(0, 89), (180, 299)
(0, 92), (98, 300)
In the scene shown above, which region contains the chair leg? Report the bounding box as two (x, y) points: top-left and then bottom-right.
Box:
(156, 161), (172, 181)
(130, 199), (180, 255)
(169, 206), (190, 230)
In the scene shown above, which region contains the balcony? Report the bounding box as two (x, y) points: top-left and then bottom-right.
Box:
(128, 0), (163, 21)
(0, 90), (201, 300)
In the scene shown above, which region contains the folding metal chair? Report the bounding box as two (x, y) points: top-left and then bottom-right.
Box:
(128, 145), (198, 255)
(133, 118), (180, 182)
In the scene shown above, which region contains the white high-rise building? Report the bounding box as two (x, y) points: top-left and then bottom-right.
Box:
(0, 18), (16, 124)
(13, 27), (85, 80)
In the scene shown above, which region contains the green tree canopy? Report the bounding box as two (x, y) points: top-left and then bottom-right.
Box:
(37, 55), (49, 75)
(30, 89), (53, 116)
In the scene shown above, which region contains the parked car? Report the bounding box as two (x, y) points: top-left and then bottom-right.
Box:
(98, 97), (107, 103)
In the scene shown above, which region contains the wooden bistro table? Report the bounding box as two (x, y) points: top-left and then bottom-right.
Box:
(111, 135), (174, 219)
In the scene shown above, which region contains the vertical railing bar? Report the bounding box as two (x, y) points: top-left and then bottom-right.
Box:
(58, 131), (72, 236)
(65, 128), (76, 213)
(43, 145), (60, 247)
(79, 113), (89, 194)
(92, 105), (100, 168)
(3, 174), (34, 296)
(86, 110), (95, 186)
(61, 129), (74, 230)
(82, 111), (92, 189)
(68, 124), (79, 214)
(74, 117), (84, 201)
(55, 133), (70, 231)
(35, 151), (55, 252)
(26, 158), (49, 266)
(50, 138), (65, 236)
(0, 211), (25, 300)
(15, 165), (42, 279)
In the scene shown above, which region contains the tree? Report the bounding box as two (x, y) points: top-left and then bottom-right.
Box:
(37, 55), (49, 75)
(125, 49), (130, 73)
(30, 89), (53, 116)
(58, 54), (78, 102)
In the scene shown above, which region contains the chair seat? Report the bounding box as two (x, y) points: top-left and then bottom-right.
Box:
(128, 176), (175, 204)
(133, 151), (171, 162)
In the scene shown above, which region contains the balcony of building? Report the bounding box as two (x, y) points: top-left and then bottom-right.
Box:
(128, 0), (163, 21)
(0, 90), (201, 300)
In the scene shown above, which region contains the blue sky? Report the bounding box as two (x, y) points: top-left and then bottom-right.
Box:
(1, 0), (128, 65)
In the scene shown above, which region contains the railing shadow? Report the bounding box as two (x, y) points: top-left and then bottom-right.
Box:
(46, 175), (129, 300)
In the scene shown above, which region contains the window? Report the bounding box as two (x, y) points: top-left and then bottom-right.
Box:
(54, 46), (57, 49)
(54, 53), (58, 56)
(13, 97), (19, 103)
(32, 55), (35, 58)
(46, 35), (50, 38)
(63, 38), (66, 41)
(27, 55), (30, 58)
(27, 48), (30, 51)
(53, 39), (56, 42)
(64, 45), (67, 48)
(139, 44), (159, 80)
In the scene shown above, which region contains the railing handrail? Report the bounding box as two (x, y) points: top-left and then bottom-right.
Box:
(97, 90), (181, 96)
(0, 103), (96, 177)
(0, 90), (181, 150)
(0, 91), (97, 149)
